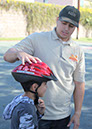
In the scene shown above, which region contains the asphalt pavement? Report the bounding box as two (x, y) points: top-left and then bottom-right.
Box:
(0, 41), (92, 129)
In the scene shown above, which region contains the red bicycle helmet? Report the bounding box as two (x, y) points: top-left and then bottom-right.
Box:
(12, 60), (57, 83)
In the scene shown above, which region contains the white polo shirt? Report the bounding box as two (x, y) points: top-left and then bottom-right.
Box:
(13, 28), (85, 120)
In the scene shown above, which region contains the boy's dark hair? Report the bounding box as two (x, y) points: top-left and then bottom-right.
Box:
(21, 81), (42, 105)
(21, 81), (42, 92)
(21, 81), (34, 92)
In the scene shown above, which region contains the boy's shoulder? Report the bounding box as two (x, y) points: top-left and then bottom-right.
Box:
(17, 101), (35, 111)
(13, 101), (36, 117)
(13, 95), (36, 115)
(3, 95), (35, 120)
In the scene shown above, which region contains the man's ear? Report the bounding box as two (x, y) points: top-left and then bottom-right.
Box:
(56, 17), (59, 22)
(31, 83), (38, 91)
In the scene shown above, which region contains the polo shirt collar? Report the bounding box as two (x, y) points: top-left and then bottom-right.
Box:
(51, 27), (73, 46)
(51, 27), (60, 40)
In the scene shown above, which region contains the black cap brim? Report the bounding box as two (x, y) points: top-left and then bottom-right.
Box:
(59, 17), (79, 27)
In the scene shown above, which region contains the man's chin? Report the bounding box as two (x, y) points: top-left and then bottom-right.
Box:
(59, 35), (69, 41)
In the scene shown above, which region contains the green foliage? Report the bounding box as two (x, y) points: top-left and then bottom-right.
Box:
(80, 8), (92, 29)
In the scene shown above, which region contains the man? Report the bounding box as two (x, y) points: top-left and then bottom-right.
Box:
(4, 5), (85, 129)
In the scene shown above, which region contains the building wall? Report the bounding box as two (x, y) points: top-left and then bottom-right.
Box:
(35, 0), (43, 3)
(0, 9), (92, 38)
(35, 0), (77, 6)
(0, 9), (27, 38)
(47, 0), (73, 6)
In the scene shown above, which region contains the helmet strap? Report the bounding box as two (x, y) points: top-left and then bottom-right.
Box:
(29, 82), (42, 105)
(29, 89), (39, 105)
(34, 86), (40, 105)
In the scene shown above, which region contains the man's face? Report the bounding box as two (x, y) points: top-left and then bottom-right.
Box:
(56, 18), (76, 41)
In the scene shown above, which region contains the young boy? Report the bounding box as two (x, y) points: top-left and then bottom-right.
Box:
(3, 60), (57, 129)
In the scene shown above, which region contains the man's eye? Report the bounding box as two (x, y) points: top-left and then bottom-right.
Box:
(69, 24), (74, 28)
(62, 22), (67, 25)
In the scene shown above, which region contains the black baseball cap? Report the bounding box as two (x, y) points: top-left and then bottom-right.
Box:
(59, 5), (80, 27)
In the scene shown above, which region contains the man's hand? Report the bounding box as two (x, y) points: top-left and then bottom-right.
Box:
(67, 112), (80, 129)
(36, 99), (45, 115)
(4, 48), (42, 64)
(68, 81), (85, 129)
(17, 51), (42, 65)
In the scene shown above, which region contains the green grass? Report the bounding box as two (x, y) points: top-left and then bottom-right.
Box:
(0, 37), (24, 41)
(74, 38), (92, 43)
(0, 37), (92, 42)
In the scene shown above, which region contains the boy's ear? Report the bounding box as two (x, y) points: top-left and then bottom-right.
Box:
(31, 83), (38, 91)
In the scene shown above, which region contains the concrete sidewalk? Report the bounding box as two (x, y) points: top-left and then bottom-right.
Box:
(0, 41), (92, 129)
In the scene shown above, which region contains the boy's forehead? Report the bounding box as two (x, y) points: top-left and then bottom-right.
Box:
(42, 81), (47, 83)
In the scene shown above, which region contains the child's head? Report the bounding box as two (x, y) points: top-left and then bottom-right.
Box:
(21, 81), (47, 97)
(12, 60), (57, 104)
(21, 80), (48, 105)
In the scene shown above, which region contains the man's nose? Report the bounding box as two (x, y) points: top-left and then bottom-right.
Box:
(65, 24), (69, 31)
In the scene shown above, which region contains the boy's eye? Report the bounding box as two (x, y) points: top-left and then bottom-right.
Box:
(45, 82), (47, 84)
(44, 82), (47, 85)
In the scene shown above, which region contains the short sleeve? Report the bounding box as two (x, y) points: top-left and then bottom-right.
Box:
(12, 33), (37, 55)
(74, 50), (85, 82)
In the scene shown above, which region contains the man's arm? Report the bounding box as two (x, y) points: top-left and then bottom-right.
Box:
(73, 81), (85, 117)
(4, 48), (19, 63)
(67, 81), (85, 129)
(4, 48), (41, 65)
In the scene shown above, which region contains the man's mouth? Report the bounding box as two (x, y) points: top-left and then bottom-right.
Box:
(62, 31), (69, 36)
